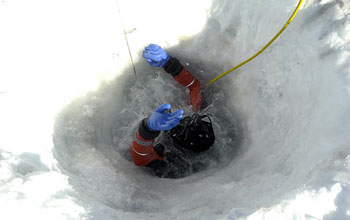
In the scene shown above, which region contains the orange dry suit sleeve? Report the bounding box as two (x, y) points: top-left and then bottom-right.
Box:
(163, 57), (202, 111)
(130, 118), (163, 166)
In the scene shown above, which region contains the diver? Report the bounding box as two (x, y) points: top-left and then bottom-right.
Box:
(129, 44), (215, 178)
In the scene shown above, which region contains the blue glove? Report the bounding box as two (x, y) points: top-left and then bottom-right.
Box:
(142, 44), (170, 67)
(147, 103), (183, 131)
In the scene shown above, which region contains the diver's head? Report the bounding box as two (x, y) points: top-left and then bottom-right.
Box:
(169, 114), (215, 153)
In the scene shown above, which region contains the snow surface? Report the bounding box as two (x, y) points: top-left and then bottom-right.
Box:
(1, 0), (350, 219)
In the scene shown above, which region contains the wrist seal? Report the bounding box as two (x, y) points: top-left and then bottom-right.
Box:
(163, 57), (184, 77)
(138, 118), (160, 140)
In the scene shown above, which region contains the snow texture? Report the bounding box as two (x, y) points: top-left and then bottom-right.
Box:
(1, 0), (350, 219)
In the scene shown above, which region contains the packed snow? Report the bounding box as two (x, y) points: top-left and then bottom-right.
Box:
(0, 0), (349, 219)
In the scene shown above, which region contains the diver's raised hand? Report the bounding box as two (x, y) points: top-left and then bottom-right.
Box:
(142, 44), (170, 67)
(147, 103), (183, 131)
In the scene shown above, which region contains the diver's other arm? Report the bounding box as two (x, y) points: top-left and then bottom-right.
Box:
(129, 118), (162, 166)
(143, 44), (202, 111)
(129, 103), (183, 166)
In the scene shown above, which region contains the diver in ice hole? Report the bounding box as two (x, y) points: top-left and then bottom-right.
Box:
(129, 44), (215, 178)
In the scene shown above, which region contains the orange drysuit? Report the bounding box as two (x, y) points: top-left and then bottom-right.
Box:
(130, 57), (202, 167)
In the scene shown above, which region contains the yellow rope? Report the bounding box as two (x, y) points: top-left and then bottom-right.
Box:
(207, 0), (303, 85)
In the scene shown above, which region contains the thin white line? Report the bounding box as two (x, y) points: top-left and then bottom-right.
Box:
(186, 78), (196, 88)
(131, 144), (151, 156)
(115, 0), (137, 75)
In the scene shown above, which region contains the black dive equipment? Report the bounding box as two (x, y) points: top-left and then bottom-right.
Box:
(169, 114), (215, 153)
